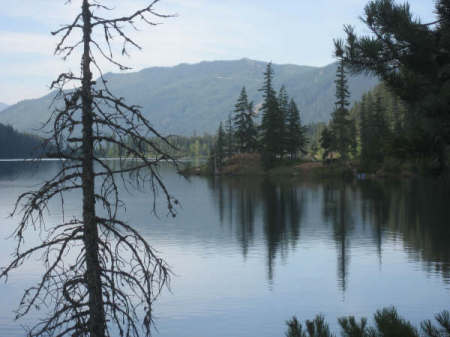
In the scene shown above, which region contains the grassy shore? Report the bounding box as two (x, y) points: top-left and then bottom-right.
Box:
(177, 153), (437, 179)
(179, 153), (358, 178)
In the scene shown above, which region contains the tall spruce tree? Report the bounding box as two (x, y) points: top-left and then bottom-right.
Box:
(359, 91), (390, 169)
(320, 126), (334, 161)
(277, 85), (289, 157)
(359, 97), (371, 166)
(216, 122), (226, 171)
(225, 113), (235, 158)
(246, 101), (259, 153)
(330, 58), (355, 161)
(233, 87), (258, 153)
(259, 63), (282, 168)
(286, 99), (308, 159)
(372, 92), (389, 163)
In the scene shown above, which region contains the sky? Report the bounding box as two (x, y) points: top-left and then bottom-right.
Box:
(0, 0), (436, 105)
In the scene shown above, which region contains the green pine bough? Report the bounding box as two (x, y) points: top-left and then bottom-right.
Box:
(285, 307), (450, 337)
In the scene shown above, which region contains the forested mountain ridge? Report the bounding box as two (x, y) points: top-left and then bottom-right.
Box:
(0, 59), (377, 136)
(0, 123), (46, 158)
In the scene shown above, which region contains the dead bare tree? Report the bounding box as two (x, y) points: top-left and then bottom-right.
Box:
(1, 1), (177, 336)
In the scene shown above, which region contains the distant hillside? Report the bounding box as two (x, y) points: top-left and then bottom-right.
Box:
(0, 123), (46, 159)
(0, 103), (8, 112)
(0, 59), (377, 136)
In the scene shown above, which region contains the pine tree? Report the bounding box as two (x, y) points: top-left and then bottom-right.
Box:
(372, 92), (389, 163)
(359, 97), (371, 166)
(246, 101), (259, 153)
(330, 58), (355, 161)
(277, 85), (289, 157)
(286, 99), (308, 159)
(259, 63), (282, 168)
(359, 91), (389, 169)
(233, 87), (258, 153)
(320, 126), (334, 161)
(216, 122), (226, 171)
(225, 113), (234, 158)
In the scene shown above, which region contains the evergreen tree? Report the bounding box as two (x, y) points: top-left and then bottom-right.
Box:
(372, 92), (389, 162)
(233, 86), (258, 153)
(259, 62), (283, 168)
(359, 91), (390, 169)
(391, 95), (403, 135)
(330, 58), (355, 161)
(225, 113), (234, 158)
(215, 122), (226, 171)
(277, 85), (289, 157)
(320, 126), (334, 161)
(246, 101), (259, 153)
(359, 97), (371, 166)
(286, 99), (308, 159)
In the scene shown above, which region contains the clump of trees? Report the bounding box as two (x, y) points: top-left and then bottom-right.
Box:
(335, 0), (450, 174)
(351, 84), (416, 171)
(316, 0), (450, 175)
(286, 307), (450, 337)
(97, 134), (215, 159)
(212, 63), (308, 171)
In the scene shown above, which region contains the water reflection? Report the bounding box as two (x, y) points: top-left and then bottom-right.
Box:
(1, 162), (449, 337)
(208, 177), (306, 281)
(208, 175), (450, 290)
(322, 181), (354, 293)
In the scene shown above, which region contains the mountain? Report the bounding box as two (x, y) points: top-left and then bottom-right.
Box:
(0, 103), (9, 112)
(0, 59), (377, 136)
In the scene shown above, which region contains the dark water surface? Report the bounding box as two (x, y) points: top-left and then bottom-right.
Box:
(0, 161), (449, 336)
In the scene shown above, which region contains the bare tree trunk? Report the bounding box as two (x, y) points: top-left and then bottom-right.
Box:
(81, 1), (106, 335)
(1, 2), (175, 336)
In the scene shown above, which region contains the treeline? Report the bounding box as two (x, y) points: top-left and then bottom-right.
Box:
(334, 0), (450, 174)
(313, 54), (446, 175)
(351, 84), (428, 171)
(0, 123), (47, 159)
(319, 78), (443, 174)
(95, 134), (215, 158)
(211, 63), (308, 171)
(285, 307), (450, 337)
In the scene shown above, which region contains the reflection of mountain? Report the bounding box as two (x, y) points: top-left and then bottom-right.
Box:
(207, 176), (450, 289)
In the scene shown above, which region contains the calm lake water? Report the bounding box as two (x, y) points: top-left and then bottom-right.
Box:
(0, 160), (449, 336)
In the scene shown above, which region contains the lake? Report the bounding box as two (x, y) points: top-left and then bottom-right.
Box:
(0, 160), (449, 336)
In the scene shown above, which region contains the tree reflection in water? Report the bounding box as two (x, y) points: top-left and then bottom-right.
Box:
(322, 180), (354, 293)
(207, 175), (450, 291)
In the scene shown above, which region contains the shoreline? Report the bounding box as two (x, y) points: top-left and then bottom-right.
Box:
(178, 157), (424, 180)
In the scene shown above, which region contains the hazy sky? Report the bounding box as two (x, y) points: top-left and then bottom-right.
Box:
(0, 0), (436, 105)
